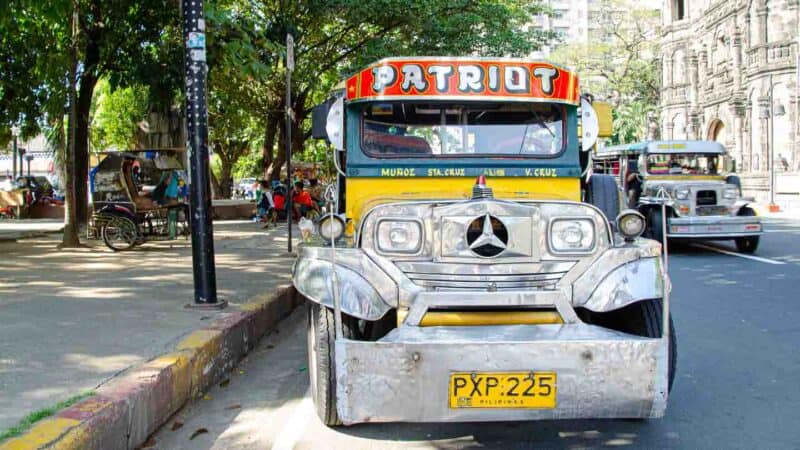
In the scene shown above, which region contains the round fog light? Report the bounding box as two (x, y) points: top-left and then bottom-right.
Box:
(616, 210), (645, 242)
(318, 214), (345, 242)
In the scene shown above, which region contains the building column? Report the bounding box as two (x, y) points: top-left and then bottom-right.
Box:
(731, 29), (743, 91)
(730, 101), (746, 172)
(755, 4), (768, 46)
(689, 51), (699, 109)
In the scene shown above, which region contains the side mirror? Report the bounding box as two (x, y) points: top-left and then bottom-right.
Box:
(310, 95), (345, 152)
(580, 97), (599, 152)
(325, 96), (345, 151)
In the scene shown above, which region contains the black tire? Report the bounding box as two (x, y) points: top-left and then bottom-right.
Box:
(101, 216), (138, 251)
(647, 208), (665, 244)
(587, 174), (620, 224)
(307, 302), (357, 426)
(579, 299), (677, 393)
(734, 206), (759, 253)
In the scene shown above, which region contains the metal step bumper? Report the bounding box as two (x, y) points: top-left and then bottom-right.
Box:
(667, 215), (762, 238)
(335, 323), (668, 424)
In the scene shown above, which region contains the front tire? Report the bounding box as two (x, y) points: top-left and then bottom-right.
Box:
(307, 302), (356, 426)
(735, 206), (759, 253)
(579, 299), (677, 393)
(647, 208), (665, 245)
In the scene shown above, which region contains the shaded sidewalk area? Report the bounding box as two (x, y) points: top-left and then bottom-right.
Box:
(0, 221), (296, 431)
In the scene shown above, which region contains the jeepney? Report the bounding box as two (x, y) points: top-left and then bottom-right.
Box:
(294, 57), (675, 426)
(597, 140), (762, 253)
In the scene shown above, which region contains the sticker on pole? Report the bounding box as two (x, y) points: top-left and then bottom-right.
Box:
(286, 34), (295, 71)
(188, 32), (206, 49)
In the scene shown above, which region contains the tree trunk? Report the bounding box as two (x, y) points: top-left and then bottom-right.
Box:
(269, 124), (287, 182)
(262, 114), (278, 179)
(61, 6), (81, 248)
(73, 37), (100, 226)
(218, 161), (233, 199)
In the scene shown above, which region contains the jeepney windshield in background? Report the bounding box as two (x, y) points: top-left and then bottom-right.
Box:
(361, 102), (564, 157)
(646, 153), (720, 176)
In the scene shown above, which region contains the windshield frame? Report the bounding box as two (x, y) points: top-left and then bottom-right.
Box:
(357, 101), (568, 160)
(644, 152), (722, 176)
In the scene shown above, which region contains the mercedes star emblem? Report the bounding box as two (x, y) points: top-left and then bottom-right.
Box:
(466, 213), (508, 257)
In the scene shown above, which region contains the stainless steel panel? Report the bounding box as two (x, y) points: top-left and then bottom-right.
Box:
(335, 323), (668, 423)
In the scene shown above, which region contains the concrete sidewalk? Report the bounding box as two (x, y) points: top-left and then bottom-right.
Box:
(0, 219), (63, 241)
(0, 221), (296, 432)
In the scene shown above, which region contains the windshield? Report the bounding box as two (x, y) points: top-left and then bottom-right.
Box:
(646, 153), (720, 175)
(361, 102), (565, 157)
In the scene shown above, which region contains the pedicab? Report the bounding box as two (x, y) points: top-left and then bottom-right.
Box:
(295, 57), (675, 425)
(91, 149), (189, 251)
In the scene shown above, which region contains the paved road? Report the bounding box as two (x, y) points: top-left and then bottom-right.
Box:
(150, 218), (800, 450)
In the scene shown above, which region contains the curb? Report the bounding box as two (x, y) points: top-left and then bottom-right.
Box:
(0, 285), (301, 450)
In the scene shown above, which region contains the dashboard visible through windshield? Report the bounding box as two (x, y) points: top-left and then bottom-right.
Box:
(360, 102), (565, 158)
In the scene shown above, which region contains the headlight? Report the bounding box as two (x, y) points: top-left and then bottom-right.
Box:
(723, 187), (737, 199)
(676, 188), (690, 200)
(376, 219), (422, 254)
(318, 214), (345, 242)
(549, 218), (595, 253)
(616, 210), (645, 242)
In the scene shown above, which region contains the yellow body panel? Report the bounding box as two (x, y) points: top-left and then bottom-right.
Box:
(396, 309), (564, 327)
(346, 177), (580, 223)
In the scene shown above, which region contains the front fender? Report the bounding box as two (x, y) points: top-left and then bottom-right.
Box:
(292, 247), (397, 321)
(579, 257), (665, 313)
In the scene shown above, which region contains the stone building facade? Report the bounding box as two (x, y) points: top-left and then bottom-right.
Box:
(660, 0), (799, 192)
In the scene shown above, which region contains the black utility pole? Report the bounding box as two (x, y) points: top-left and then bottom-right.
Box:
(182, 0), (222, 307)
(285, 33), (294, 254)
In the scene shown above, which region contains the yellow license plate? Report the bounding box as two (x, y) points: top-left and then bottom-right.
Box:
(449, 372), (557, 409)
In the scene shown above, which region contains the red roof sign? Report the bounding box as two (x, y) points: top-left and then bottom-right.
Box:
(345, 57), (580, 105)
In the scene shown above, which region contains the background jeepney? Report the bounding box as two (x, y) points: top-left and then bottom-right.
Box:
(295, 57), (675, 426)
(596, 140), (762, 253)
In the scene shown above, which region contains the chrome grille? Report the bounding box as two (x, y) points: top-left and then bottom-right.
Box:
(696, 205), (729, 216)
(696, 190), (717, 206)
(395, 261), (575, 291)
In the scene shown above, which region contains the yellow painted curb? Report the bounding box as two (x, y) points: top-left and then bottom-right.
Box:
(0, 418), (81, 450)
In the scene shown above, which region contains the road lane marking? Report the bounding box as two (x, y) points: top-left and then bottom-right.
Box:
(690, 243), (786, 265)
(271, 388), (313, 450)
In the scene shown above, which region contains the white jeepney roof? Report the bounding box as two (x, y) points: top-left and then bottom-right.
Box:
(597, 140), (726, 157)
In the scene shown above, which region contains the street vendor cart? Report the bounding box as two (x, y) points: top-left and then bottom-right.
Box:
(294, 57), (675, 425)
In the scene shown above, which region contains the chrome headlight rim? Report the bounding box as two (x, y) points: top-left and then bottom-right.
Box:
(547, 216), (597, 255)
(318, 213), (346, 242)
(675, 188), (690, 200)
(616, 209), (646, 242)
(374, 217), (424, 255)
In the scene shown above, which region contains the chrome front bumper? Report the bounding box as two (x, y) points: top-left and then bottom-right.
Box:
(667, 215), (762, 238)
(336, 323), (668, 424)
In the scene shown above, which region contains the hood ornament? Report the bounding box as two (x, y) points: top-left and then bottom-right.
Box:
(472, 175), (493, 200)
(466, 213), (508, 257)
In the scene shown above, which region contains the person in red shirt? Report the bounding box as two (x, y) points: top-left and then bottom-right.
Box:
(292, 181), (319, 219)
